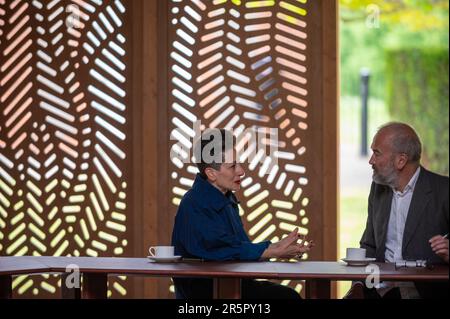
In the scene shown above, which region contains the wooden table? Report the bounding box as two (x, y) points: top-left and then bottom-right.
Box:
(0, 257), (50, 299)
(0, 256), (448, 299)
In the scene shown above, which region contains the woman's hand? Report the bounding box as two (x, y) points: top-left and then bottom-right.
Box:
(261, 228), (315, 259)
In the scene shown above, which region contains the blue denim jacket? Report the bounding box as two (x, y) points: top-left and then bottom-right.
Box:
(171, 174), (270, 298)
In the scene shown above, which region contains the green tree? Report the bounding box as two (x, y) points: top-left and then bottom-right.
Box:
(339, 0), (449, 98)
(385, 48), (449, 175)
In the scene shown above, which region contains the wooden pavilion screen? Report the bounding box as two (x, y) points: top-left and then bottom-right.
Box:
(0, 0), (133, 297)
(164, 0), (337, 295)
(0, 0), (337, 299)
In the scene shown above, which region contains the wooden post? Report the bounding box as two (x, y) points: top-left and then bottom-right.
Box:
(321, 0), (339, 299)
(213, 278), (242, 299)
(82, 273), (108, 299)
(0, 275), (12, 299)
(305, 279), (331, 299)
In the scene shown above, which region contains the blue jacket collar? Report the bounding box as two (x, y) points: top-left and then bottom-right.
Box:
(192, 174), (239, 211)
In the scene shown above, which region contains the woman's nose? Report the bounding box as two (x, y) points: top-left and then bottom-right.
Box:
(237, 164), (245, 176)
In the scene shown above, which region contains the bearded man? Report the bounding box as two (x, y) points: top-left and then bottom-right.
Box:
(344, 122), (448, 299)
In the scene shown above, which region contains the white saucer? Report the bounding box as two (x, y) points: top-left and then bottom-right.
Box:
(341, 258), (376, 266)
(147, 255), (182, 262)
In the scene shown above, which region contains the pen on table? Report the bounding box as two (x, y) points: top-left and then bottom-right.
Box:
(182, 258), (205, 262)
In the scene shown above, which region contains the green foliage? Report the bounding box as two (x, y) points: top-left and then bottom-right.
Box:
(339, 0), (449, 172)
(385, 48), (449, 175)
(340, 21), (387, 99)
(340, 0), (449, 31)
(339, 0), (449, 99)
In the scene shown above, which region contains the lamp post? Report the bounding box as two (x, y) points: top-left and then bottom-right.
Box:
(360, 68), (371, 157)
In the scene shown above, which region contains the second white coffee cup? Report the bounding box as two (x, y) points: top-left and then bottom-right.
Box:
(346, 248), (366, 260)
(149, 246), (175, 258)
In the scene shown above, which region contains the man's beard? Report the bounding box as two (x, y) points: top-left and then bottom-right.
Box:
(372, 161), (398, 188)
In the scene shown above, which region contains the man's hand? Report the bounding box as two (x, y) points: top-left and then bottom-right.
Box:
(261, 228), (315, 259)
(429, 235), (449, 263)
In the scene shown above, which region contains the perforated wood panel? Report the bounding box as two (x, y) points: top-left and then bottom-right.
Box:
(167, 0), (327, 293)
(0, 0), (132, 297)
(0, 0), (337, 299)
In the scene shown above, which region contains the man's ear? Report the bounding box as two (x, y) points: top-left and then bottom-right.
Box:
(204, 167), (216, 181)
(396, 153), (408, 170)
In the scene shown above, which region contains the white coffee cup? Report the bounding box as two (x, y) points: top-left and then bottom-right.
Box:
(346, 248), (366, 260)
(148, 246), (175, 258)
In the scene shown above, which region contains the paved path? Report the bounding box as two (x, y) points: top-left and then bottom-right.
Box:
(340, 143), (372, 197)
